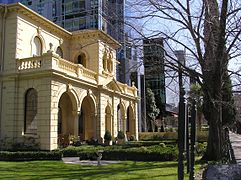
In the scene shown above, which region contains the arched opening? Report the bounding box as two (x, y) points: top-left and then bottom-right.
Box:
(77, 52), (87, 67)
(56, 46), (63, 58)
(117, 104), (125, 132)
(58, 92), (77, 146)
(80, 96), (96, 140)
(58, 106), (62, 134)
(24, 88), (38, 134)
(105, 105), (112, 135)
(126, 106), (135, 137)
(32, 36), (42, 56)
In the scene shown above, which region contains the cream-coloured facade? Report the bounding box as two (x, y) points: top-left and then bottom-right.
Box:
(0, 3), (138, 150)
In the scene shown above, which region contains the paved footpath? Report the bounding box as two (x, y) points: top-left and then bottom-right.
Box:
(62, 157), (119, 166)
(229, 131), (241, 164)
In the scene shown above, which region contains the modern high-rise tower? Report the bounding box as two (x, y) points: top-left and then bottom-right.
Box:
(143, 38), (166, 121)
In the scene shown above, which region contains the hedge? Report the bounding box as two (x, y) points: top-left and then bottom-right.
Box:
(139, 132), (177, 141)
(0, 151), (62, 161)
(61, 145), (104, 157)
(139, 131), (208, 142)
(78, 145), (178, 161)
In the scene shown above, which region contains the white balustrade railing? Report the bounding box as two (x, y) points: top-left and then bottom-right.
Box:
(58, 57), (77, 75)
(17, 54), (97, 82)
(82, 67), (96, 80)
(18, 57), (42, 70)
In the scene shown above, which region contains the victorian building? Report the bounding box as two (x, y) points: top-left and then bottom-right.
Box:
(0, 3), (138, 150)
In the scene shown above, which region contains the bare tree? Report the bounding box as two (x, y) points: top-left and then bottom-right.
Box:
(126, 0), (241, 161)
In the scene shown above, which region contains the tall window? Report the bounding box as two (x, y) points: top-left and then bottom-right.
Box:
(56, 46), (63, 58)
(77, 53), (87, 67)
(24, 88), (38, 134)
(32, 36), (42, 56)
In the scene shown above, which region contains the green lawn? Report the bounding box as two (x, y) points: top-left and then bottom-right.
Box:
(0, 160), (202, 180)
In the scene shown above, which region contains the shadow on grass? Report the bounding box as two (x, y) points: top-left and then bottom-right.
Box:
(0, 160), (179, 179)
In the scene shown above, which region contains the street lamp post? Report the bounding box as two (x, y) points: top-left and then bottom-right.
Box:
(186, 103), (190, 174)
(190, 100), (196, 180)
(178, 66), (185, 180)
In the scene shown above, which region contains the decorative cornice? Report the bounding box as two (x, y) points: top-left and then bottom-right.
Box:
(6, 3), (71, 39)
(72, 30), (121, 49)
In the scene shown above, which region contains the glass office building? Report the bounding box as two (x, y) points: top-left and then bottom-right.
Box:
(143, 38), (166, 107)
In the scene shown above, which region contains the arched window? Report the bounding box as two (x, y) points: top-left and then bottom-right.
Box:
(56, 46), (63, 58)
(24, 88), (38, 134)
(77, 53), (87, 67)
(32, 36), (42, 56)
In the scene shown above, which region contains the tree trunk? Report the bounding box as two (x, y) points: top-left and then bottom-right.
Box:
(202, 71), (224, 161)
(205, 107), (222, 160)
(151, 121), (155, 132)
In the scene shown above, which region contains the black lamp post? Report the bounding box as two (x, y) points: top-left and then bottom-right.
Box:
(190, 100), (196, 180)
(178, 66), (186, 180)
(186, 104), (190, 174)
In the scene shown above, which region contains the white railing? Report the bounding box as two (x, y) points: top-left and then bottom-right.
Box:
(58, 57), (77, 75)
(18, 57), (42, 70)
(82, 67), (96, 80)
(17, 53), (97, 82)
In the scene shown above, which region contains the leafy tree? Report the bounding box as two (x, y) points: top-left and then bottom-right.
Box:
(189, 84), (204, 132)
(154, 94), (166, 118)
(146, 88), (160, 132)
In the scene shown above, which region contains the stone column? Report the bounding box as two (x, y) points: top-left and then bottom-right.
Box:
(73, 110), (79, 137)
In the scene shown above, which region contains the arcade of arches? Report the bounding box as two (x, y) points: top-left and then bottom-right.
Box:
(56, 86), (137, 148)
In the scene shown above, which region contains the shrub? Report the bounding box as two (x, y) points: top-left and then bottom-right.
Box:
(79, 152), (97, 160)
(76, 144), (178, 161)
(196, 142), (207, 155)
(117, 131), (125, 140)
(139, 132), (177, 141)
(159, 143), (166, 148)
(69, 135), (81, 146)
(101, 145), (178, 161)
(197, 131), (208, 142)
(129, 135), (136, 141)
(86, 138), (99, 145)
(61, 145), (104, 157)
(0, 151), (62, 161)
(61, 146), (81, 157)
(139, 131), (208, 142)
(163, 132), (178, 140)
(104, 130), (112, 141)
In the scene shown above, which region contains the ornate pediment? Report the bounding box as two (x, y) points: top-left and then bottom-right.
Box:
(105, 79), (123, 93)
